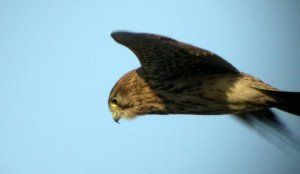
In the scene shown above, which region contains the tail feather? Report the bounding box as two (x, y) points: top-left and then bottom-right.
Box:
(235, 109), (300, 152)
(258, 89), (300, 116)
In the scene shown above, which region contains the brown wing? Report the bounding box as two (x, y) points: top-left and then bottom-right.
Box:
(111, 31), (239, 82)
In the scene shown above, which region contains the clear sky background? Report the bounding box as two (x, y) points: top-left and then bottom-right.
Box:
(1, 1), (300, 174)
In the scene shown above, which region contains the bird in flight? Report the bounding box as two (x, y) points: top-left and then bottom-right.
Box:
(109, 31), (300, 146)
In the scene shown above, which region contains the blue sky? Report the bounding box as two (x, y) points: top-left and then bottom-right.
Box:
(1, 0), (300, 174)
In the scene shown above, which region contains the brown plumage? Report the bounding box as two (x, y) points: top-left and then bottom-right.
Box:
(108, 31), (300, 146)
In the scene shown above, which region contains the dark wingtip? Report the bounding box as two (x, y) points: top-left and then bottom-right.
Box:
(111, 31), (173, 44)
(111, 31), (125, 39)
(111, 31), (134, 42)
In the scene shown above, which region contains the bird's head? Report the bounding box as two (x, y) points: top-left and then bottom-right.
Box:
(108, 69), (167, 123)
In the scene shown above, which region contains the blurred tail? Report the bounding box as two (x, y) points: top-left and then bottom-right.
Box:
(235, 109), (300, 152)
(259, 89), (300, 116)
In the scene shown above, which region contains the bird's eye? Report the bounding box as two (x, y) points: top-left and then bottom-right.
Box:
(111, 98), (119, 107)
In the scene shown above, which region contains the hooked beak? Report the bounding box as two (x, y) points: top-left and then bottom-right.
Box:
(112, 113), (121, 124)
(113, 117), (120, 124)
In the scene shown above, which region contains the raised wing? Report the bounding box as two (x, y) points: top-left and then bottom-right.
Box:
(111, 31), (239, 81)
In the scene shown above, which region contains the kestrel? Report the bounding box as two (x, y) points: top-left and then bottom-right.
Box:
(109, 31), (300, 145)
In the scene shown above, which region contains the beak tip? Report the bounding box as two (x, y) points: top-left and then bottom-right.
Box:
(113, 117), (121, 124)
